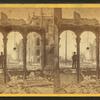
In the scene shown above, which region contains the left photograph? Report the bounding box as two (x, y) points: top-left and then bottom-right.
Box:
(0, 8), (54, 94)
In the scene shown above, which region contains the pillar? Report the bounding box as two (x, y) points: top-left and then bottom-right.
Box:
(3, 36), (7, 84)
(23, 36), (27, 80)
(76, 37), (81, 83)
(53, 26), (60, 93)
(41, 33), (45, 73)
(96, 36), (99, 79)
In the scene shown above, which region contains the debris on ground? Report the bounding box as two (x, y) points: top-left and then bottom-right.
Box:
(58, 74), (100, 94)
(0, 69), (100, 94)
(0, 75), (53, 94)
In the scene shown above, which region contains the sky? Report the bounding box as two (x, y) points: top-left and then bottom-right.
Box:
(0, 8), (99, 22)
(0, 8), (98, 60)
(0, 8), (54, 22)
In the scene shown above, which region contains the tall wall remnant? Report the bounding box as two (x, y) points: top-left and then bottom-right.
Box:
(54, 8), (62, 25)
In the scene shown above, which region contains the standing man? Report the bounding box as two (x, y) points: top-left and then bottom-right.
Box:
(72, 52), (78, 69)
(0, 52), (4, 68)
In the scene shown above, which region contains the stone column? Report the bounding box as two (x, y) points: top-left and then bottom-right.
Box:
(23, 36), (27, 80)
(96, 36), (99, 79)
(53, 26), (60, 93)
(76, 37), (81, 83)
(41, 32), (45, 73)
(3, 36), (8, 84)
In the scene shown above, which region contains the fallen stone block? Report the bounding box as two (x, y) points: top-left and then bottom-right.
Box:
(89, 79), (97, 84)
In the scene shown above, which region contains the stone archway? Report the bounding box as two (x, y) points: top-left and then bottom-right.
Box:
(59, 30), (77, 69)
(26, 32), (41, 71)
(80, 31), (96, 68)
(7, 31), (23, 78)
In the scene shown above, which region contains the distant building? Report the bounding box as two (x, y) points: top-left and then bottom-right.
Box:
(26, 13), (55, 68)
(27, 33), (41, 64)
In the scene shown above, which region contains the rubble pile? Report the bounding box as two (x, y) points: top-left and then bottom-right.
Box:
(0, 70), (100, 94)
(60, 75), (100, 94)
(0, 76), (53, 94)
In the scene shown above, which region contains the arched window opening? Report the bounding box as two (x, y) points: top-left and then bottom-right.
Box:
(37, 38), (40, 46)
(37, 49), (40, 56)
(46, 38), (49, 46)
(80, 31), (96, 69)
(7, 31), (23, 70)
(27, 32), (41, 64)
(59, 30), (76, 68)
(37, 58), (40, 63)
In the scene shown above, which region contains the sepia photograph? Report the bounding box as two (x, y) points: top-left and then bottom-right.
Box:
(0, 6), (99, 95)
